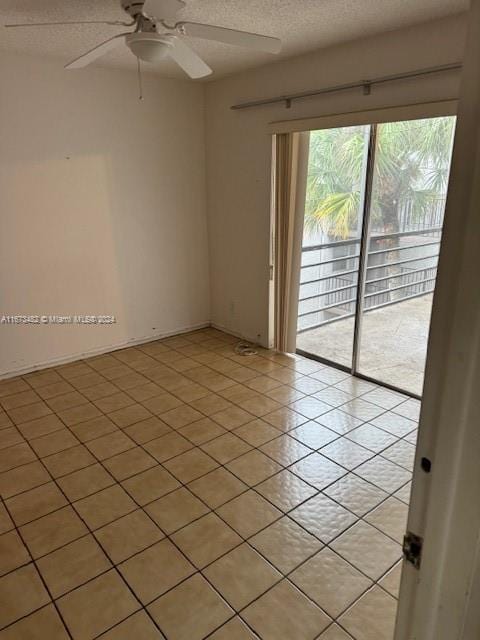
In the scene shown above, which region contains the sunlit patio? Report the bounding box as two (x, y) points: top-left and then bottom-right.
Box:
(297, 294), (433, 396)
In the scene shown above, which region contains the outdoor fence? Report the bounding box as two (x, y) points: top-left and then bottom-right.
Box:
(298, 223), (442, 333)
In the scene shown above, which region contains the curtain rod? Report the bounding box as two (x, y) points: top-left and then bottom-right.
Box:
(230, 62), (463, 111)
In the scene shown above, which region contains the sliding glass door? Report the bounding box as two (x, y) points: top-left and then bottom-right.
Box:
(296, 124), (371, 368)
(355, 117), (455, 394)
(296, 115), (456, 396)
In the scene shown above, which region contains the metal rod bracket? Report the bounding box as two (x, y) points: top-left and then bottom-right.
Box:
(363, 82), (372, 96)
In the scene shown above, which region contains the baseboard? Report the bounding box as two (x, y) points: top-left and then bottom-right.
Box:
(0, 321), (211, 381)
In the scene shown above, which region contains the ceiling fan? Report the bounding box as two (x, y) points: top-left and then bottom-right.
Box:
(5, 0), (282, 79)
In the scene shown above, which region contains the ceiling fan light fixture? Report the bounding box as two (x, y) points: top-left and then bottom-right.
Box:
(126, 32), (172, 63)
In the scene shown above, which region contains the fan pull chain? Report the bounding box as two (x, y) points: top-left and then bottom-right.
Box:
(137, 57), (143, 101)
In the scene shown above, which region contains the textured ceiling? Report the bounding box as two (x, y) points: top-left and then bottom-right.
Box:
(0, 0), (468, 80)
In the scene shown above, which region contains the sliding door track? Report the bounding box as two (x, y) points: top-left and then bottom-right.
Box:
(295, 348), (422, 401)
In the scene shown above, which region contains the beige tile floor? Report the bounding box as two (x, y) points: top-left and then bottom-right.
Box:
(0, 328), (418, 640)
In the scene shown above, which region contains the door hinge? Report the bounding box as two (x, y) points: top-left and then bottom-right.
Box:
(403, 531), (423, 569)
(269, 264), (274, 281)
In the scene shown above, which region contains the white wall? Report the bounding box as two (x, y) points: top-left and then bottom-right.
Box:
(205, 14), (467, 346)
(0, 52), (210, 376)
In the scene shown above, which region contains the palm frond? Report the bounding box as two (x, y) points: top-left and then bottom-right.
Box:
(305, 191), (361, 239)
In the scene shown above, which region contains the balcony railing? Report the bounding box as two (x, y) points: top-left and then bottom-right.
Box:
(297, 226), (442, 333)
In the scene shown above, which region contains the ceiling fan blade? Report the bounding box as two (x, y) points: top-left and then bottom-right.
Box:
(5, 20), (132, 28)
(143, 0), (185, 22)
(167, 37), (212, 79)
(65, 33), (127, 69)
(180, 22), (281, 54)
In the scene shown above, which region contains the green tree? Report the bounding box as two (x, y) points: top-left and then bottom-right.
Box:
(304, 117), (455, 240)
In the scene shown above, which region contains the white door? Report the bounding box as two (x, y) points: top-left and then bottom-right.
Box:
(395, 0), (480, 637)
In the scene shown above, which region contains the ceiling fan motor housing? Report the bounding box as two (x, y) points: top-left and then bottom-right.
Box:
(121, 1), (147, 18)
(121, 0), (187, 23)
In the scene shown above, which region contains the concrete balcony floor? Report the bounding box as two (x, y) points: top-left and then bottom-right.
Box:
(297, 294), (433, 396)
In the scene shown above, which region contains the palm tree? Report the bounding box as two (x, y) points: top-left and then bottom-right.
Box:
(304, 117), (455, 303)
(305, 117), (455, 240)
